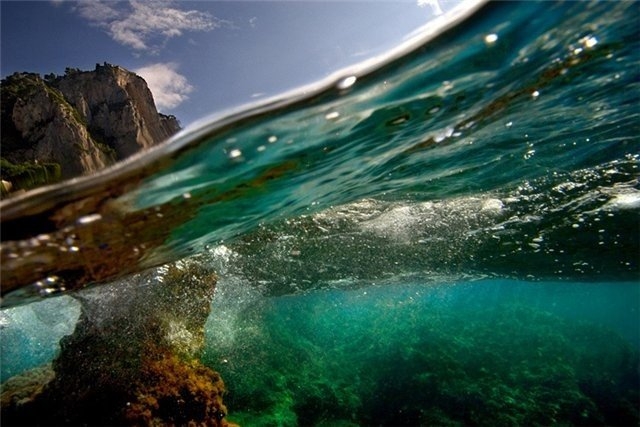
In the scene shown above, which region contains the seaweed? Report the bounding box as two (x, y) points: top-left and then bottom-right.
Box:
(125, 349), (230, 426)
(204, 291), (639, 426)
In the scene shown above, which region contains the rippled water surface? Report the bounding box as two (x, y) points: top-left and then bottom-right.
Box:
(1, 1), (639, 425)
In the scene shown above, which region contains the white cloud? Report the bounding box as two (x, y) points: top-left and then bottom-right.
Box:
(74, 2), (121, 23)
(135, 63), (193, 110)
(417, 0), (443, 15)
(73, 0), (220, 52)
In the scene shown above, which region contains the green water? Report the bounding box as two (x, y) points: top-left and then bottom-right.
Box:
(203, 278), (639, 426)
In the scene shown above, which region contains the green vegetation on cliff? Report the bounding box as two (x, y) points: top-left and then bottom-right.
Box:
(0, 158), (61, 195)
(0, 73), (40, 153)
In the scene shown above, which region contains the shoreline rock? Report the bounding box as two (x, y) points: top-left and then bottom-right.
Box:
(0, 63), (180, 196)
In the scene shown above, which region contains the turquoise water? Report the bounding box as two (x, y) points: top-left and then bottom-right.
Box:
(1, 0), (639, 425)
(204, 277), (639, 425)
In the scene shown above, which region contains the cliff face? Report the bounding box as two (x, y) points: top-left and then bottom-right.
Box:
(53, 64), (180, 159)
(1, 64), (180, 194)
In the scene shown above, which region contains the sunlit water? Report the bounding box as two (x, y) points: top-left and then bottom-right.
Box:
(1, 1), (639, 425)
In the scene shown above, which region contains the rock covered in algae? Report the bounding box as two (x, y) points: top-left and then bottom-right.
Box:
(1, 255), (237, 426)
(125, 349), (229, 426)
(0, 365), (54, 410)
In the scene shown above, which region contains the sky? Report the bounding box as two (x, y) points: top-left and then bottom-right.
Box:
(1, 0), (452, 127)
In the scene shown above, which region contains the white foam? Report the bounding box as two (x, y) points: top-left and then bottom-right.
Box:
(481, 198), (504, 213)
(605, 189), (640, 210)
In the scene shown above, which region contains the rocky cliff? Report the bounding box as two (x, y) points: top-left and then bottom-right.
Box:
(1, 63), (180, 195)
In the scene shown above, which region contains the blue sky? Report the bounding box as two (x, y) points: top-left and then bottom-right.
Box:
(1, 1), (450, 127)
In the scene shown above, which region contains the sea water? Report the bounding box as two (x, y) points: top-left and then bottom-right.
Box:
(1, 0), (639, 425)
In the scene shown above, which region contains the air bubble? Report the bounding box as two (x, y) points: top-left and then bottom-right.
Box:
(325, 111), (340, 120)
(581, 35), (598, 48)
(485, 33), (498, 44)
(77, 213), (102, 225)
(337, 76), (357, 90)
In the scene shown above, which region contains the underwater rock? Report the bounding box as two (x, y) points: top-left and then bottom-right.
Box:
(125, 350), (230, 426)
(0, 365), (54, 410)
(1, 255), (236, 426)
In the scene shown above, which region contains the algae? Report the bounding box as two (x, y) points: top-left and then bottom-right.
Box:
(204, 290), (639, 426)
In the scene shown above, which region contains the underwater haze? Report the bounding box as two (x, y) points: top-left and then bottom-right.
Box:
(1, 0), (639, 425)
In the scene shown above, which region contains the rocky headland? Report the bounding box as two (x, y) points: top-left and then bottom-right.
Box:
(1, 63), (180, 196)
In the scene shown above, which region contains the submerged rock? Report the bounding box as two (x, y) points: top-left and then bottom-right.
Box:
(1, 256), (236, 426)
(125, 350), (229, 426)
(0, 365), (54, 410)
